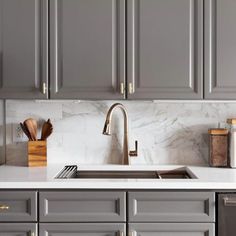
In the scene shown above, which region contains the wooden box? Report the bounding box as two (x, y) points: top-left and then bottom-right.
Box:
(28, 141), (47, 167)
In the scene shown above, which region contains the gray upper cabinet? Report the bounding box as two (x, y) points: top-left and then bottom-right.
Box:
(0, 0), (48, 99)
(50, 0), (125, 99)
(205, 0), (236, 99)
(127, 0), (203, 100)
(2, 0), (235, 100)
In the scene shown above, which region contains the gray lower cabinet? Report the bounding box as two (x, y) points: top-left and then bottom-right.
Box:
(127, 0), (203, 100)
(205, 0), (236, 99)
(39, 191), (126, 222)
(50, 0), (125, 99)
(0, 191), (37, 222)
(128, 191), (215, 222)
(0, 0), (48, 99)
(0, 190), (217, 236)
(39, 223), (126, 236)
(0, 223), (37, 236)
(129, 223), (215, 236)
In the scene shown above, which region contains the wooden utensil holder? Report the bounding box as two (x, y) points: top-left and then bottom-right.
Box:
(28, 141), (47, 167)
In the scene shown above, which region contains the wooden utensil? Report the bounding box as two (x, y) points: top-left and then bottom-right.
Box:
(24, 118), (37, 141)
(20, 122), (32, 141)
(41, 119), (53, 140)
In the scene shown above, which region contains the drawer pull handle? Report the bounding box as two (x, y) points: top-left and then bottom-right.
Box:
(128, 83), (135, 94)
(120, 82), (125, 95)
(223, 197), (236, 206)
(42, 82), (47, 94)
(0, 204), (10, 210)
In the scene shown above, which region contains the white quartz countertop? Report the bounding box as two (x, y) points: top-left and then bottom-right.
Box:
(0, 164), (236, 190)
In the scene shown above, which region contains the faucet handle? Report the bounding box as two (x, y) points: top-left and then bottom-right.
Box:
(129, 140), (138, 157)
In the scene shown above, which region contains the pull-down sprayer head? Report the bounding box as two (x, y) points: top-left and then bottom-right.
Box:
(102, 119), (111, 135)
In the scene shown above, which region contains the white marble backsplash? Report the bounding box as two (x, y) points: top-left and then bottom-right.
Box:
(5, 100), (236, 166)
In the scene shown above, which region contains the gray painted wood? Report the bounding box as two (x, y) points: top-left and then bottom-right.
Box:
(40, 223), (126, 236)
(129, 223), (215, 236)
(39, 191), (126, 222)
(128, 191), (215, 222)
(0, 191), (37, 222)
(0, 0), (48, 99)
(0, 223), (37, 236)
(50, 0), (125, 99)
(205, 0), (236, 99)
(127, 0), (203, 100)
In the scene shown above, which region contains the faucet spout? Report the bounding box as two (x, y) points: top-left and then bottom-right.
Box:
(102, 103), (138, 165)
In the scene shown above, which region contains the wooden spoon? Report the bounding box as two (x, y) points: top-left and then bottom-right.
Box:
(20, 122), (32, 141)
(24, 118), (37, 141)
(41, 119), (53, 140)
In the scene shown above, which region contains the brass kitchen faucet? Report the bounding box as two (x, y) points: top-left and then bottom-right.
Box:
(102, 103), (138, 165)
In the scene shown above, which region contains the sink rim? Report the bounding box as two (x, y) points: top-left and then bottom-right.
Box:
(55, 166), (197, 179)
(76, 169), (196, 179)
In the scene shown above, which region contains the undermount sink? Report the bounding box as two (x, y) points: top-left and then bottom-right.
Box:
(55, 166), (196, 179)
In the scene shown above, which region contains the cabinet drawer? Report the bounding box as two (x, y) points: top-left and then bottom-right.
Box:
(129, 223), (214, 236)
(0, 191), (37, 222)
(39, 191), (126, 222)
(0, 223), (37, 236)
(128, 191), (215, 222)
(40, 223), (126, 236)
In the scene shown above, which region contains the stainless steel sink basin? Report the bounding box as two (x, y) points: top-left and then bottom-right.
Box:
(55, 165), (196, 179)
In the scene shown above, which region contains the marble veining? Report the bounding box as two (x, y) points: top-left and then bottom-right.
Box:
(5, 100), (236, 166)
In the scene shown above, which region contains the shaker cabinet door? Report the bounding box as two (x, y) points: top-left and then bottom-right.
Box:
(40, 223), (126, 236)
(0, 0), (48, 99)
(0, 223), (37, 236)
(128, 191), (215, 223)
(129, 223), (215, 236)
(205, 0), (236, 99)
(50, 0), (125, 99)
(127, 0), (203, 100)
(0, 191), (37, 222)
(39, 191), (126, 222)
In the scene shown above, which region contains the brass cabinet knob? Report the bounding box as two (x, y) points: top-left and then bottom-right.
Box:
(0, 204), (10, 210)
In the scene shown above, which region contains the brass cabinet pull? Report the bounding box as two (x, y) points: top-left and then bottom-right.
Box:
(128, 83), (135, 94)
(0, 204), (10, 210)
(120, 82), (125, 95)
(42, 82), (47, 94)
